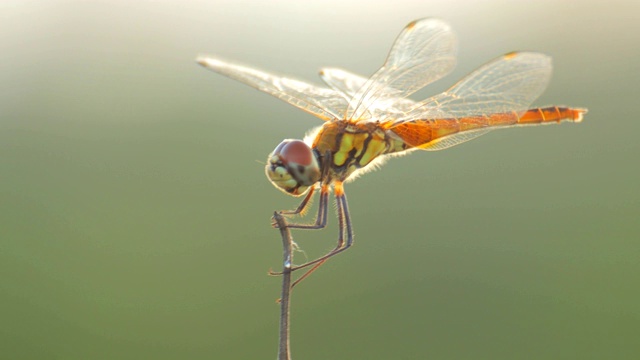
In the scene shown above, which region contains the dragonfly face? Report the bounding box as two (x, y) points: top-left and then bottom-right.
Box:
(266, 139), (321, 196)
(198, 18), (587, 282)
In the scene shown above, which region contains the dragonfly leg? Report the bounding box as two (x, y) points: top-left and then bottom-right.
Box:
(289, 181), (353, 274)
(270, 182), (353, 283)
(278, 185), (316, 216)
(272, 184), (329, 230)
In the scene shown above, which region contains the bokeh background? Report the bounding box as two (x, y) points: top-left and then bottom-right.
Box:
(1, 0), (639, 359)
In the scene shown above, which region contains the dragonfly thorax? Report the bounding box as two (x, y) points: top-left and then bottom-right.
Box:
(265, 139), (321, 196)
(310, 121), (401, 183)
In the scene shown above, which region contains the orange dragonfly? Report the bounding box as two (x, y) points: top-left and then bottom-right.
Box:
(198, 18), (586, 280)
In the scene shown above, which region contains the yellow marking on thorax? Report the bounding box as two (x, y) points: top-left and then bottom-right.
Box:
(359, 137), (386, 166)
(334, 128), (387, 168)
(351, 132), (368, 158)
(333, 133), (355, 166)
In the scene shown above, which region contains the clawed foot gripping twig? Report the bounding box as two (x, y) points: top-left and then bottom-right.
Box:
(270, 180), (353, 283)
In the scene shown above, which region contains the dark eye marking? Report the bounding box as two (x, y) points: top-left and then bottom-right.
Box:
(297, 165), (305, 174)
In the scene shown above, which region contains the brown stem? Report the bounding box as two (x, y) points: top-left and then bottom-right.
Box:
(273, 211), (292, 360)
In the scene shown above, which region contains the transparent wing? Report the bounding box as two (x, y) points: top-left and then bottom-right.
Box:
(319, 67), (365, 99)
(398, 52), (552, 122)
(346, 18), (457, 121)
(320, 68), (418, 117)
(418, 128), (493, 151)
(388, 52), (553, 151)
(197, 56), (347, 121)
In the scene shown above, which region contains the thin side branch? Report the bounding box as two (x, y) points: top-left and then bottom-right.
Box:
(273, 212), (293, 360)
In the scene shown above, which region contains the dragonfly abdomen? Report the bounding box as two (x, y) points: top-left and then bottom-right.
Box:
(386, 106), (586, 150)
(461, 106), (586, 129)
(517, 106), (586, 125)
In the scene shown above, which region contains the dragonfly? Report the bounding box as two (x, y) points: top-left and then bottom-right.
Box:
(197, 18), (586, 282)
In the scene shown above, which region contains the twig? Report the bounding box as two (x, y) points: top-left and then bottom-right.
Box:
(273, 212), (293, 360)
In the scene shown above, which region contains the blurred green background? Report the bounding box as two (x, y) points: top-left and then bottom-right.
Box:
(1, 1), (639, 359)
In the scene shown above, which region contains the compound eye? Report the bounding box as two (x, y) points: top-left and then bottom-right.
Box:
(278, 140), (314, 168)
(266, 139), (321, 196)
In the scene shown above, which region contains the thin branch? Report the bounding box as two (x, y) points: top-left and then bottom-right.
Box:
(273, 212), (293, 360)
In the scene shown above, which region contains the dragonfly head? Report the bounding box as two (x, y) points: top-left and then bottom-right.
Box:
(266, 139), (321, 196)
